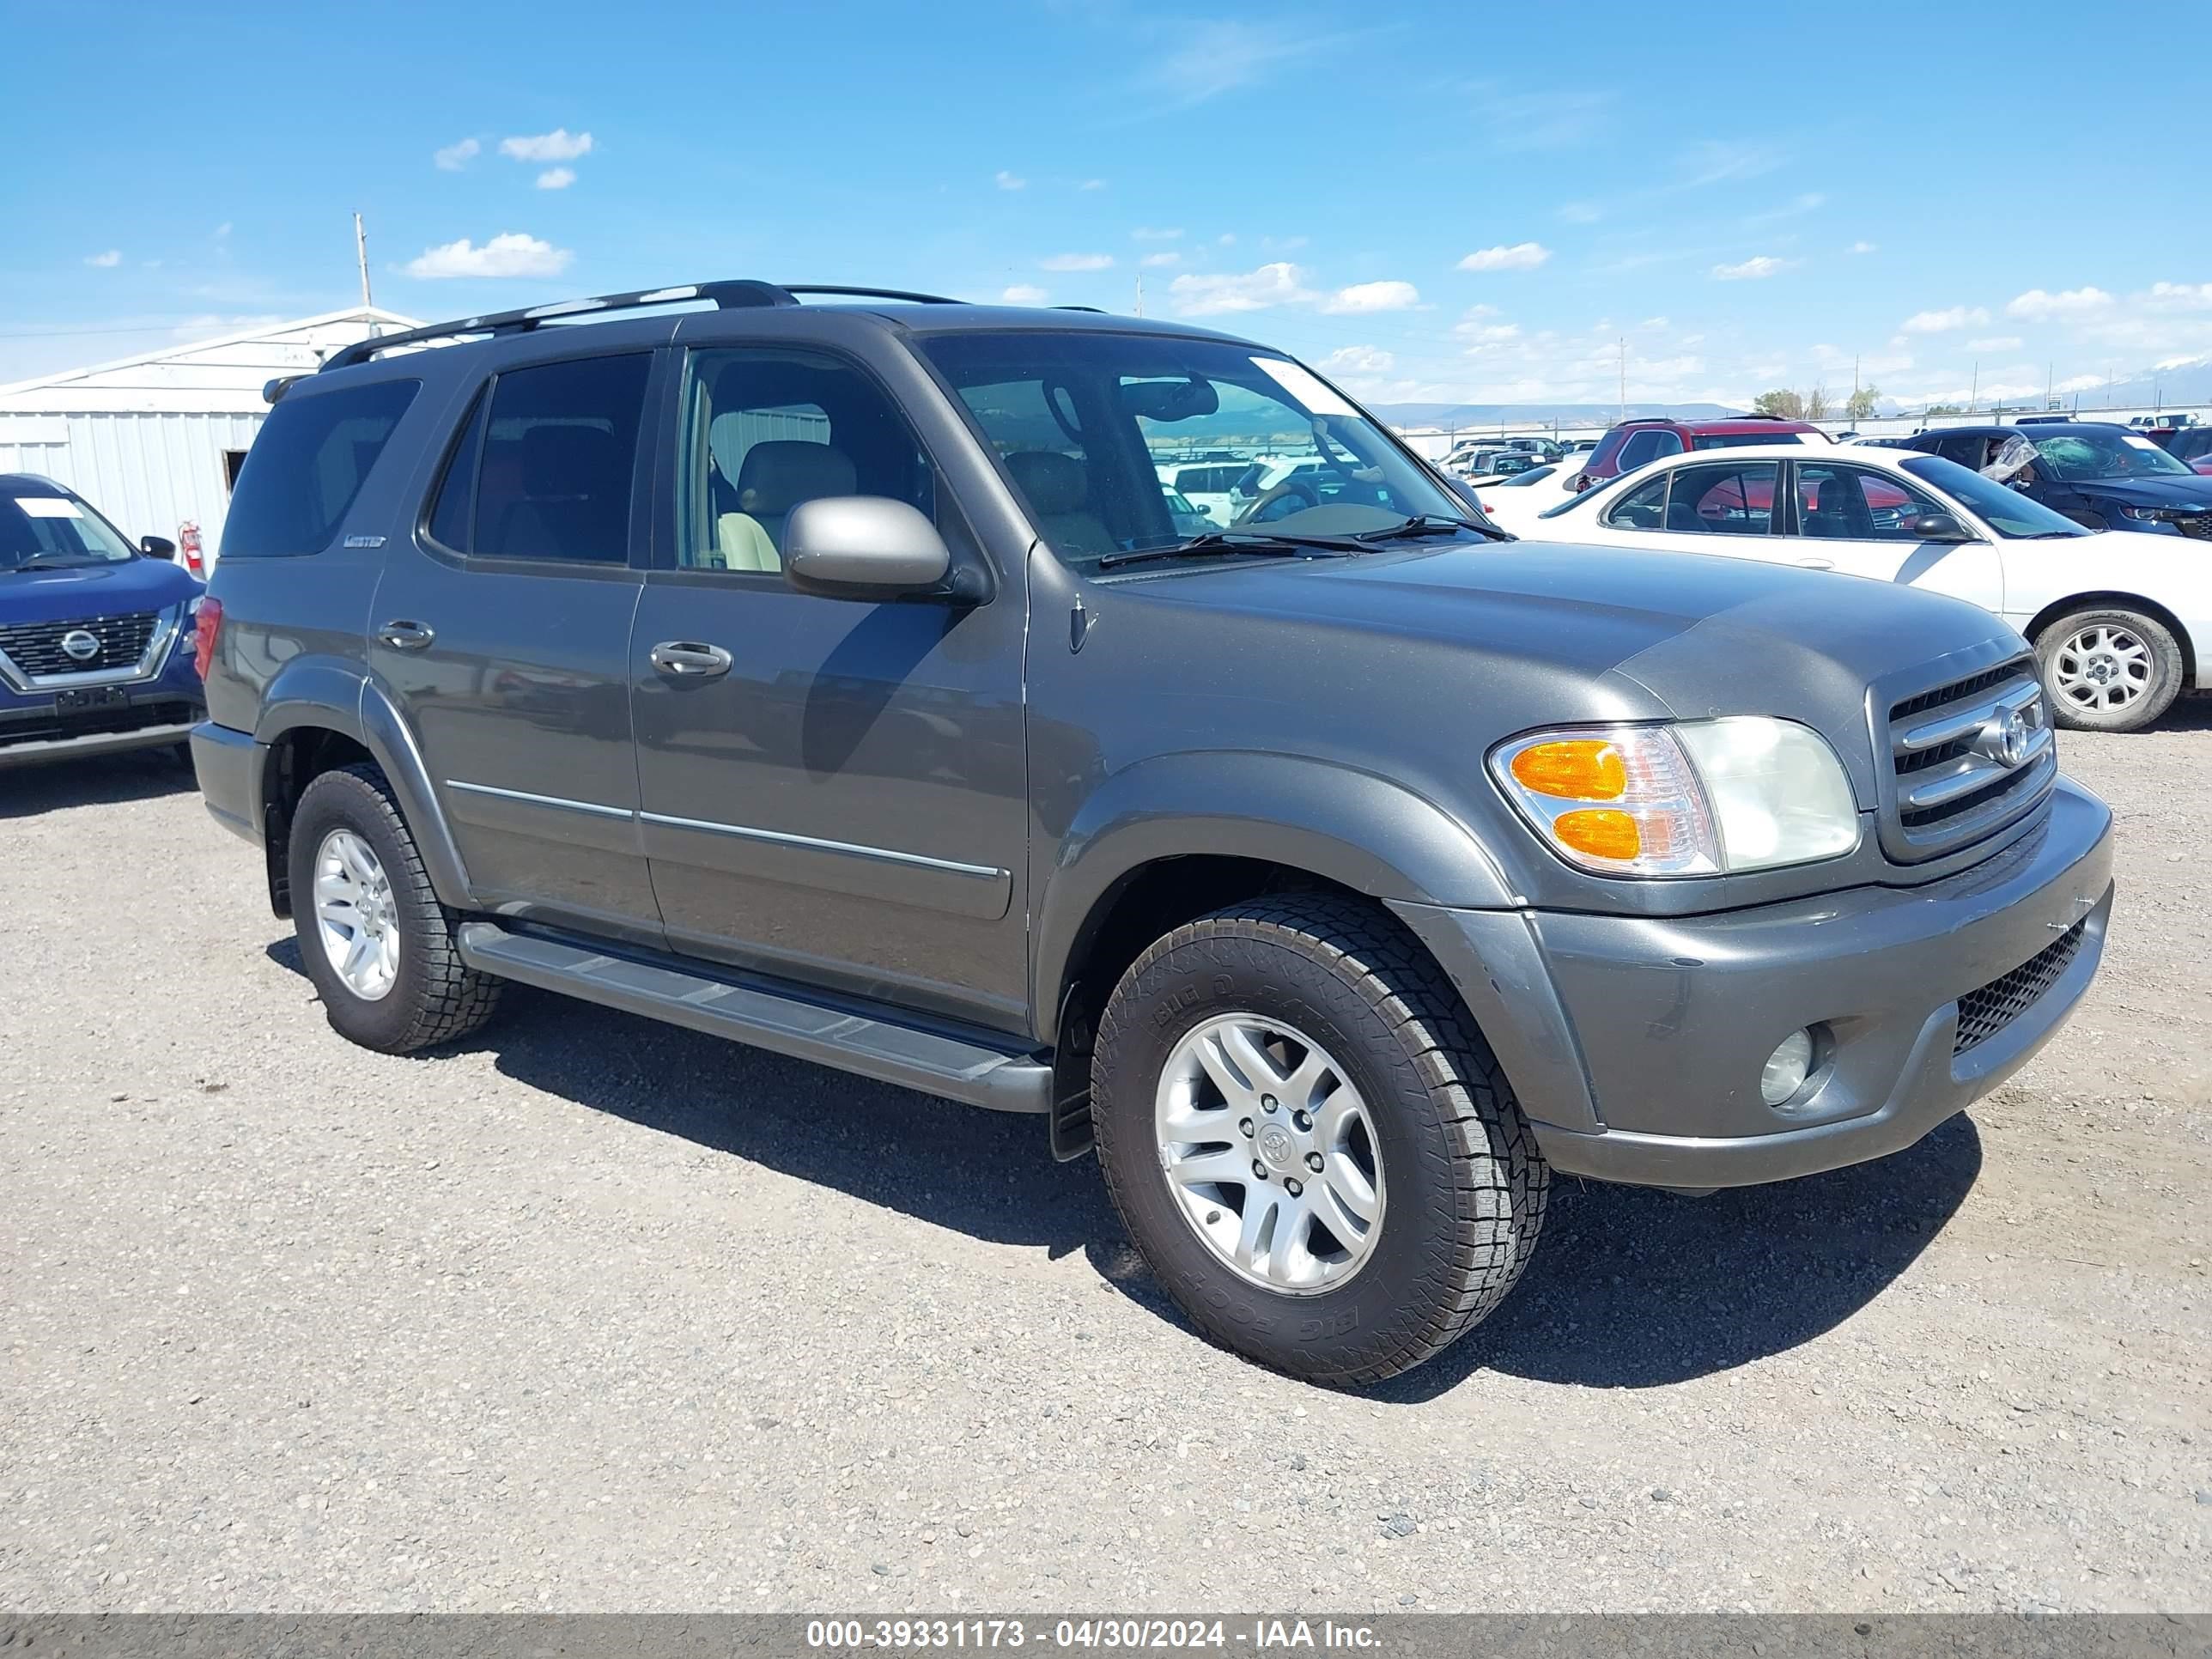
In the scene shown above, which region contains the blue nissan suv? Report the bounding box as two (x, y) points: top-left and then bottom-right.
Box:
(1, 474), (206, 771)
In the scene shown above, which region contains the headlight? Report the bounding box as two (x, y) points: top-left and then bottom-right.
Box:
(1491, 719), (1860, 878)
(2118, 505), (2166, 522)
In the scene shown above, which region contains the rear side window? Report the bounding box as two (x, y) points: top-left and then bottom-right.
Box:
(426, 354), (650, 564)
(1615, 428), (1684, 471)
(1693, 432), (1804, 451)
(220, 378), (420, 557)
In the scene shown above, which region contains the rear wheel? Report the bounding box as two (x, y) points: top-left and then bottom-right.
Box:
(1091, 895), (1547, 1387)
(288, 763), (502, 1054)
(2035, 606), (2184, 733)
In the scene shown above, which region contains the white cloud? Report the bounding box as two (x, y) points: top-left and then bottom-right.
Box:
(1218, 233), (1236, 246)
(1139, 20), (1344, 110)
(995, 169), (1026, 191)
(1711, 255), (1792, 281)
(1001, 284), (1048, 305)
(499, 128), (593, 164)
(1132, 226), (1183, 241)
(214, 222), (232, 240)
(1558, 202), (1601, 225)
(1900, 305), (1990, 334)
(83, 249), (121, 268)
(1079, 178), (1107, 191)
(1322, 280), (1420, 314)
(2055, 373), (2104, 393)
(1478, 88), (1615, 153)
(2006, 286), (2113, 320)
(402, 232), (573, 280)
(1168, 262), (1316, 316)
(536, 167), (576, 191)
(1040, 252), (1113, 272)
(2148, 282), (2212, 309)
(1847, 240), (1877, 254)
(1965, 335), (2023, 352)
(434, 137), (481, 171)
(1139, 252), (1181, 268)
(1457, 242), (1549, 273)
(1322, 346), (1394, 375)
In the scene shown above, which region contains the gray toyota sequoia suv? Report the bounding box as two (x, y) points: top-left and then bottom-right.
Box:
(191, 280), (2115, 1385)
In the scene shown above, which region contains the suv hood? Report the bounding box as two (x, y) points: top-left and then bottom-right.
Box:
(0, 556), (202, 625)
(2069, 477), (2212, 513)
(1152, 538), (2024, 807)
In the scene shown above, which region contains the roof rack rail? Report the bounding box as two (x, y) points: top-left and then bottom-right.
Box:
(316, 279), (801, 379)
(783, 285), (966, 305)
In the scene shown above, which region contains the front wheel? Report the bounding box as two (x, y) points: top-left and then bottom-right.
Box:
(2035, 606), (2185, 733)
(1091, 895), (1547, 1387)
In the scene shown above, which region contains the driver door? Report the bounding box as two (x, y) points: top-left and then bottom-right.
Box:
(1785, 459), (2003, 610)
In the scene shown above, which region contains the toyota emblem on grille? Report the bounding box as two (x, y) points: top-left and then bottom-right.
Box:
(59, 629), (101, 663)
(1972, 702), (2043, 769)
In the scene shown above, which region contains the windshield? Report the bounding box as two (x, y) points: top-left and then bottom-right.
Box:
(1901, 454), (2089, 538)
(0, 489), (137, 569)
(919, 331), (1474, 573)
(2031, 430), (2193, 481)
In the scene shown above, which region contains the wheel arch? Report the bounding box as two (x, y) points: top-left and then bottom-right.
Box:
(2025, 591), (2197, 686)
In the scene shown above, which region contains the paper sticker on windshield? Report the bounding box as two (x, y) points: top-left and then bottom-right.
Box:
(1250, 357), (1356, 418)
(2122, 434), (2166, 452)
(15, 496), (82, 518)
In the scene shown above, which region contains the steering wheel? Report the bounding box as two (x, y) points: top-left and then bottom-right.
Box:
(1232, 477), (1321, 526)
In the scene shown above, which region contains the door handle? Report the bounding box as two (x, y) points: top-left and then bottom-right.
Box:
(1794, 557), (1835, 570)
(378, 619), (435, 650)
(650, 641), (734, 678)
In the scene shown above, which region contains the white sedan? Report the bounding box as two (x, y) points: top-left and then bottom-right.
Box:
(1473, 463), (1580, 534)
(1516, 441), (2211, 732)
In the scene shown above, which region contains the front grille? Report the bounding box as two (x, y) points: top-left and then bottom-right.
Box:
(1954, 921), (2086, 1056)
(1880, 656), (2055, 862)
(0, 612), (161, 677)
(2169, 514), (2212, 542)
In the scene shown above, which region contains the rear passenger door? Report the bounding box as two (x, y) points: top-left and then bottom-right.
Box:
(1593, 459), (1785, 563)
(368, 345), (666, 947)
(627, 340), (1030, 1034)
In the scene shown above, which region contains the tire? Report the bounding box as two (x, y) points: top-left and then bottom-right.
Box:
(288, 763), (503, 1054)
(1091, 894), (1547, 1387)
(2034, 606), (2185, 733)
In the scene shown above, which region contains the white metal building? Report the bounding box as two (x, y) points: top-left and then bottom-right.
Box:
(0, 307), (419, 559)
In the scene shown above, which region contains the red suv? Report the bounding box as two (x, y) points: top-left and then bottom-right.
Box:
(1571, 414), (1826, 492)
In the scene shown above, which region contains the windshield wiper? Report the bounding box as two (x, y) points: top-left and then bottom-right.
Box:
(1097, 530), (1364, 571)
(1352, 514), (1511, 544)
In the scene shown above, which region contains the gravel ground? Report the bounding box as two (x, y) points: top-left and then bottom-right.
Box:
(2, 717), (2207, 1615)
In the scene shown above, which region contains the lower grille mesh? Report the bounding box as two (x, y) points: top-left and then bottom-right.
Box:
(1954, 921), (2086, 1056)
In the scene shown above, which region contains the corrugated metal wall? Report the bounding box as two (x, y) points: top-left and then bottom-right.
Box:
(0, 410), (264, 550)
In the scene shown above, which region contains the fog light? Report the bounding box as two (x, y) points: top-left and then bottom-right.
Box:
(1759, 1030), (1815, 1106)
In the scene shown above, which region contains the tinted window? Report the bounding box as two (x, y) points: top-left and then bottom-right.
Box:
(1796, 463), (1936, 539)
(425, 388), (486, 554)
(461, 355), (649, 563)
(1693, 432), (1802, 451)
(1604, 475), (1668, 529)
(678, 349), (934, 573)
(1663, 462), (1778, 534)
(221, 378), (419, 558)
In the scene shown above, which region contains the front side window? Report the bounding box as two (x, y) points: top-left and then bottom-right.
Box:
(0, 489), (137, 570)
(676, 349), (935, 574)
(1796, 463), (1941, 539)
(920, 331), (1467, 574)
(222, 377), (420, 558)
(1603, 474), (1668, 530)
(428, 355), (650, 564)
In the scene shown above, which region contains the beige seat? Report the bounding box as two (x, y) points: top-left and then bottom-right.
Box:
(715, 441), (858, 573)
(1006, 451), (1116, 561)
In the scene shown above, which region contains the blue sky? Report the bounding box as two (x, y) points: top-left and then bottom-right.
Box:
(5, 0), (2209, 410)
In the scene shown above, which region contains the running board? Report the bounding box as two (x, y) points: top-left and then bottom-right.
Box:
(455, 923), (1052, 1115)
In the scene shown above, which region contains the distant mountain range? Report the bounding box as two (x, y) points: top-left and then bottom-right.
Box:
(1370, 400), (1742, 428)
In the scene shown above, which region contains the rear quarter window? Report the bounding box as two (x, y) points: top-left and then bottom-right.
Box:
(221, 378), (421, 558)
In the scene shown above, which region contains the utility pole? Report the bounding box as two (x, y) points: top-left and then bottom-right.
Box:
(1969, 361), (1978, 413)
(354, 213), (373, 307)
(1134, 271), (1144, 318)
(2046, 362), (2053, 410)
(1617, 337), (1626, 422)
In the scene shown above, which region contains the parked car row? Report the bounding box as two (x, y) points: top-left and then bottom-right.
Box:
(1, 474), (207, 771)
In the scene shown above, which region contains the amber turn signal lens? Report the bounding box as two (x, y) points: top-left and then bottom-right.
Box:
(1551, 808), (1642, 862)
(1510, 739), (1626, 800)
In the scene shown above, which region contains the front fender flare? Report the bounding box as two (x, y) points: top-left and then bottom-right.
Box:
(1030, 750), (1517, 1042)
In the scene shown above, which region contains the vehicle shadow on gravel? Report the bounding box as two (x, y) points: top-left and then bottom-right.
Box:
(0, 750), (197, 818)
(263, 939), (1984, 1392)
(1373, 1115), (1984, 1401)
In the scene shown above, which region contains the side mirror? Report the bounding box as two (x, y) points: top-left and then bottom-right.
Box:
(140, 535), (177, 559)
(783, 496), (958, 602)
(1907, 512), (1972, 542)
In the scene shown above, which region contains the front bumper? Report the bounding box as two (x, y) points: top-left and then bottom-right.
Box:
(1395, 777), (2114, 1188)
(0, 651), (204, 771)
